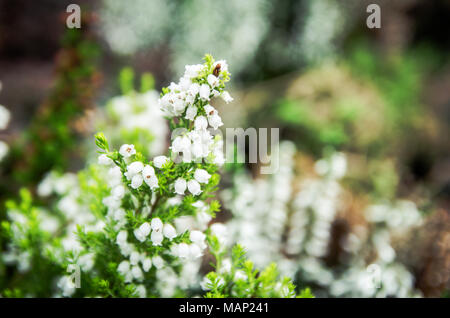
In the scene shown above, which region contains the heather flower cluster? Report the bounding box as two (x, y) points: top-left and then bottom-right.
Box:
(1, 55), (303, 298)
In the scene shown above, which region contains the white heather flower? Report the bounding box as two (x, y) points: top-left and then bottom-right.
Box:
(189, 244), (203, 259)
(194, 116), (208, 130)
(172, 135), (191, 153)
(204, 104), (217, 117)
(151, 218), (163, 232)
(207, 74), (220, 88)
(116, 230), (128, 245)
(134, 222), (151, 242)
(142, 165), (158, 189)
(127, 161), (144, 176)
(190, 230), (206, 249)
(114, 208), (126, 222)
(135, 285), (146, 298)
(130, 251), (141, 265)
(119, 144), (136, 158)
(184, 64), (203, 79)
(194, 169), (211, 184)
(142, 258), (152, 272)
(174, 178), (187, 195)
(208, 114), (223, 130)
(108, 166), (122, 187)
(118, 260), (130, 276)
(153, 156), (169, 169)
(210, 223), (228, 244)
(111, 185), (125, 199)
(151, 231), (164, 246)
(185, 105), (198, 121)
(163, 224), (177, 240)
(176, 243), (190, 258)
(131, 265), (144, 280)
(152, 256), (164, 269)
(199, 84), (210, 101)
(221, 91), (233, 103)
(130, 174), (144, 189)
(187, 179), (202, 196)
(98, 154), (113, 165)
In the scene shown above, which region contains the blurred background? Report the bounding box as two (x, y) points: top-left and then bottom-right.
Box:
(0, 0), (449, 297)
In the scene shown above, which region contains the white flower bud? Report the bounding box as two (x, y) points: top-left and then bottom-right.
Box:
(185, 105), (198, 121)
(111, 185), (125, 199)
(194, 116), (208, 131)
(152, 256), (164, 269)
(221, 91), (233, 103)
(131, 265), (143, 280)
(153, 156), (169, 169)
(194, 169), (211, 184)
(187, 179), (202, 196)
(151, 218), (163, 231)
(207, 74), (219, 88)
(151, 231), (164, 246)
(208, 114), (223, 130)
(130, 251), (140, 265)
(189, 244), (203, 259)
(130, 174), (143, 189)
(142, 258), (152, 272)
(116, 230), (128, 244)
(163, 224), (177, 240)
(199, 84), (210, 101)
(127, 161), (144, 176)
(177, 243), (190, 258)
(174, 178), (187, 195)
(98, 154), (112, 165)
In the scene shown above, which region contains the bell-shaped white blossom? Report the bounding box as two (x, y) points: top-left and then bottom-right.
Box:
(151, 218), (163, 232)
(98, 154), (113, 166)
(185, 105), (198, 121)
(116, 230), (128, 245)
(163, 224), (177, 240)
(194, 169), (211, 184)
(142, 257), (152, 272)
(142, 165), (158, 189)
(194, 116), (208, 131)
(199, 84), (210, 101)
(153, 156), (170, 169)
(150, 231), (164, 246)
(127, 161), (144, 177)
(152, 256), (164, 269)
(190, 230), (207, 249)
(176, 243), (190, 259)
(111, 185), (125, 199)
(134, 222), (151, 242)
(187, 179), (202, 196)
(130, 251), (141, 265)
(119, 144), (136, 158)
(221, 91), (233, 103)
(130, 174), (144, 189)
(131, 265), (143, 280)
(189, 244), (203, 259)
(207, 74), (219, 88)
(172, 135), (191, 153)
(208, 114), (223, 130)
(174, 178), (187, 195)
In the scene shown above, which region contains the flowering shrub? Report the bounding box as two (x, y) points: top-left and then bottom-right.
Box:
(222, 143), (423, 297)
(0, 55), (307, 298)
